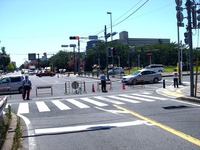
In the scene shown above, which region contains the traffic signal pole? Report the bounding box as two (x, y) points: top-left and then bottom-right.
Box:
(186, 0), (194, 97)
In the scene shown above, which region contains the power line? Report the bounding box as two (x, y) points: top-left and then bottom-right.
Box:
(112, 0), (149, 28)
(95, 0), (149, 36)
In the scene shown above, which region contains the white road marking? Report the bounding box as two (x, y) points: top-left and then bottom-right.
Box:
(34, 120), (151, 135)
(80, 98), (108, 106)
(66, 99), (90, 108)
(17, 103), (29, 114)
(52, 100), (71, 110)
(119, 94), (154, 102)
(36, 101), (50, 112)
(107, 95), (140, 103)
(131, 93), (167, 100)
(94, 96), (125, 104)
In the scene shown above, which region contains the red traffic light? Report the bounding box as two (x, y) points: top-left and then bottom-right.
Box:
(69, 36), (79, 40)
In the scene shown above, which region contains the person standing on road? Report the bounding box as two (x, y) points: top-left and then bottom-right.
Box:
(100, 71), (107, 92)
(173, 68), (179, 88)
(22, 75), (32, 100)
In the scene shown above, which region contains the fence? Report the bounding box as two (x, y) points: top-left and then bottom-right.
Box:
(96, 80), (113, 92)
(65, 81), (87, 94)
(36, 85), (53, 96)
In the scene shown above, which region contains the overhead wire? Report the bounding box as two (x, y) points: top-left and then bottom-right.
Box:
(95, 0), (149, 36)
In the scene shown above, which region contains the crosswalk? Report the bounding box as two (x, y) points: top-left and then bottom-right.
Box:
(7, 93), (168, 114)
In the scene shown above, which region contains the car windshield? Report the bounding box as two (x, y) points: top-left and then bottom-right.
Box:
(131, 70), (141, 75)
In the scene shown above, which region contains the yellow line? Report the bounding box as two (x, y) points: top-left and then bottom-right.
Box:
(162, 90), (184, 97)
(113, 105), (200, 146)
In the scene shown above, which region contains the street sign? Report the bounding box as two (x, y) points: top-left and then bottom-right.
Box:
(61, 45), (68, 47)
(71, 81), (79, 89)
(28, 53), (36, 60)
(89, 35), (98, 40)
(70, 44), (76, 47)
(146, 51), (152, 56)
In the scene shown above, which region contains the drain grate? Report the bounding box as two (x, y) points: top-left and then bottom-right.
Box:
(163, 105), (191, 109)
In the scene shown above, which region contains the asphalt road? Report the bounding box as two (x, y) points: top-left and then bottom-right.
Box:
(5, 74), (200, 150)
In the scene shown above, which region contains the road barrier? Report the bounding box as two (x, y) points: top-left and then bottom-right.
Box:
(0, 96), (8, 119)
(97, 80), (113, 92)
(36, 85), (53, 96)
(65, 81), (86, 94)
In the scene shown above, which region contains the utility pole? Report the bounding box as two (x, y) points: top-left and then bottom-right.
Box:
(104, 25), (109, 80)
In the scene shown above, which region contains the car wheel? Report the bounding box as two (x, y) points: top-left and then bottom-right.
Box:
(132, 79), (137, 85)
(19, 87), (23, 94)
(153, 78), (159, 83)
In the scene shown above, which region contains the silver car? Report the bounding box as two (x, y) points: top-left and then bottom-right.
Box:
(0, 75), (24, 93)
(122, 69), (162, 85)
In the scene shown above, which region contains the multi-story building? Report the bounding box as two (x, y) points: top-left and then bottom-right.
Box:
(114, 31), (170, 45)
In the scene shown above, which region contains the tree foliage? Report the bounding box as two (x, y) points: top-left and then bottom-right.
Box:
(84, 42), (198, 70)
(0, 47), (11, 72)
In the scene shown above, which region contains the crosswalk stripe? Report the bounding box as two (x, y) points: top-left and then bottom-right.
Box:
(107, 96), (140, 103)
(94, 96), (124, 105)
(36, 101), (50, 112)
(52, 100), (71, 110)
(66, 99), (90, 108)
(119, 94), (154, 102)
(80, 98), (108, 107)
(131, 93), (167, 100)
(18, 103), (29, 114)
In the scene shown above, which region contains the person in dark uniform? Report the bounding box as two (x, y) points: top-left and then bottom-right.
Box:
(100, 71), (107, 92)
(22, 75), (32, 100)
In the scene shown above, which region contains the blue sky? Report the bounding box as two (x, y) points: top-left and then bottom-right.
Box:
(0, 0), (199, 67)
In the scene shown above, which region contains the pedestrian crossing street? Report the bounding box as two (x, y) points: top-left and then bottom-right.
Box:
(8, 93), (168, 114)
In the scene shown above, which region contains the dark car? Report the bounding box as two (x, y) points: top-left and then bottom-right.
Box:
(182, 63), (190, 71)
(36, 71), (56, 77)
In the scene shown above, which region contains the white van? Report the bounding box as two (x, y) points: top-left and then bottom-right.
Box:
(145, 64), (164, 72)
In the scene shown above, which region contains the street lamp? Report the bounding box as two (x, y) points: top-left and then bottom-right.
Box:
(107, 12), (113, 41)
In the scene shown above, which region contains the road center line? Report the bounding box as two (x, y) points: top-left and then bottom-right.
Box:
(113, 104), (200, 147)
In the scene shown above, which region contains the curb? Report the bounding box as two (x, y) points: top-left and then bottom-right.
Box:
(2, 112), (18, 150)
(177, 96), (200, 104)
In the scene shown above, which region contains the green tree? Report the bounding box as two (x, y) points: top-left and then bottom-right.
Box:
(49, 50), (70, 72)
(0, 47), (10, 72)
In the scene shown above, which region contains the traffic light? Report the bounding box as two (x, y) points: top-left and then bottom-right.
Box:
(175, 0), (184, 27)
(111, 47), (116, 56)
(184, 31), (189, 44)
(197, 8), (200, 28)
(69, 36), (79, 40)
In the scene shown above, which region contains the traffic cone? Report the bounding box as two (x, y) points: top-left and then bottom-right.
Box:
(122, 81), (125, 90)
(92, 84), (95, 92)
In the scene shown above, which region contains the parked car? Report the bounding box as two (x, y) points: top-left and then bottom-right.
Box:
(122, 69), (162, 85)
(182, 63), (190, 71)
(108, 67), (124, 75)
(0, 75), (24, 93)
(36, 71), (56, 77)
(145, 64), (164, 72)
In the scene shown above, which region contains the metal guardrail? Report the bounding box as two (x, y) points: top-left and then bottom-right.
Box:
(0, 96), (8, 117)
(36, 85), (53, 96)
(97, 81), (113, 92)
